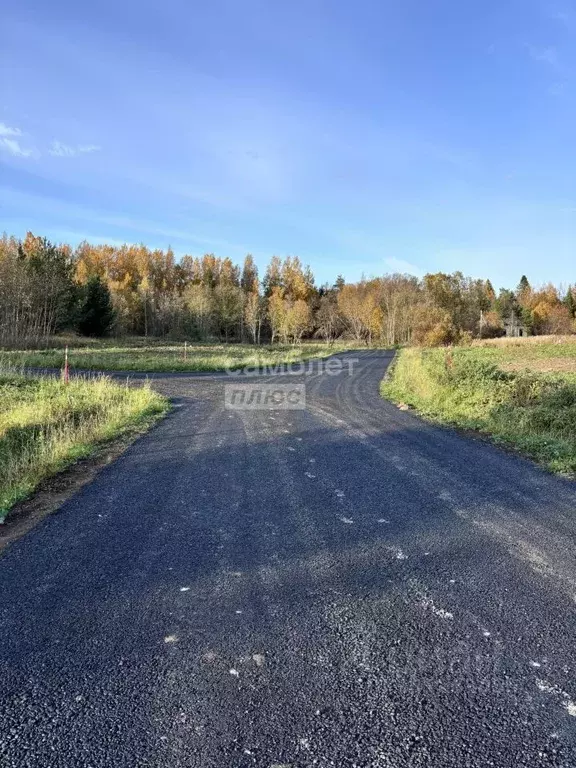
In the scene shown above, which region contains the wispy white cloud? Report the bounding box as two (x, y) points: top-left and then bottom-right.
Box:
(0, 122), (36, 157)
(384, 257), (424, 277)
(49, 141), (101, 158)
(0, 122), (22, 138)
(0, 126), (101, 159)
(549, 81), (566, 96)
(527, 45), (563, 71)
(0, 137), (34, 158)
(551, 7), (576, 29)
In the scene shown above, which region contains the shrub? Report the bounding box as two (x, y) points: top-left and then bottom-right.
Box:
(412, 307), (459, 347)
(77, 276), (115, 337)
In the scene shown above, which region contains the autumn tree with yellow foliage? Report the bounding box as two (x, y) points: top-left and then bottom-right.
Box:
(1, 231), (574, 347)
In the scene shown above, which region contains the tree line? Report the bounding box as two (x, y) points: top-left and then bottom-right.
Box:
(0, 232), (574, 347)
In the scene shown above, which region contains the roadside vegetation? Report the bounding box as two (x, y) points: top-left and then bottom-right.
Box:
(0, 372), (168, 519)
(0, 338), (369, 373)
(382, 339), (576, 476)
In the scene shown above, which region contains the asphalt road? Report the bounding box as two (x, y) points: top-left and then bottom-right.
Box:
(2, 350), (576, 767)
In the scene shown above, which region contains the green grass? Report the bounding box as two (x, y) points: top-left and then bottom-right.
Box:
(0, 372), (168, 518)
(470, 336), (576, 366)
(0, 338), (372, 374)
(382, 344), (576, 476)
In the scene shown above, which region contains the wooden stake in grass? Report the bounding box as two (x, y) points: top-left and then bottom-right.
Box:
(63, 345), (70, 384)
(184, 341), (187, 361)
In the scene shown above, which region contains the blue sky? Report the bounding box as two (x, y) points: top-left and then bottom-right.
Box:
(1, 0), (575, 289)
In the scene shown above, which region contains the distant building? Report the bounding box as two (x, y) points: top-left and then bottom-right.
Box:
(503, 312), (528, 338)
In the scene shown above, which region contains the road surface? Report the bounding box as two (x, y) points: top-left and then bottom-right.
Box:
(2, 350), (576, 767)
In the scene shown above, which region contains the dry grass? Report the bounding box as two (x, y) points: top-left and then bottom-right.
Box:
(473, 335), (576, 348)
(0, 338), (372, 373)
(383, 345), (576, 476)
(500, 358), (576, 374)
(465, 336), (576, 372)
(0, 372), (168, 518)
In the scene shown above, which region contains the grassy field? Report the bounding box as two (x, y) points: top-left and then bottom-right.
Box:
(0, 372), (168, 519)
(0, 337), (371, 374)
(382, 337), (576, 476)
(471, 335), (576, 372)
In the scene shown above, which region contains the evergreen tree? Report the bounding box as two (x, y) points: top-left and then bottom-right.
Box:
(495, 288), (518, 320)
(77, 275), (115, 336)
(334, 274), (346, 292)
(564, 286), (576, 318)
(519, 306), (534, 334)
(516, 275), (531, 302)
